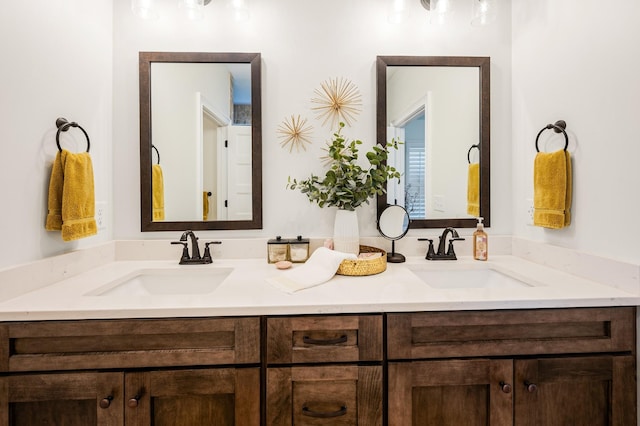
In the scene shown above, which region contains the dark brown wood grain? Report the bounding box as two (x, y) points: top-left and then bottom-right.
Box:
(267, 365), (382, 426)
(3, 317), (260, 372)
(266, 314), (383, 364)
(387, 307), (635, 360)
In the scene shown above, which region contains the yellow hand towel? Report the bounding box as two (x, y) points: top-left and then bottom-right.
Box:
(45, 151), (64, 231)
(467, 163), (480, 216)
(533, 149), (572, 229)
(60, 150), (97, 241)
(45, 149), (97, 241)
(203, 191), (209, 221)
(152, 164), (165, 221)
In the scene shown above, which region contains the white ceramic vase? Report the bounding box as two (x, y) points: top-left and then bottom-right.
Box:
(333, 209), (360, 255)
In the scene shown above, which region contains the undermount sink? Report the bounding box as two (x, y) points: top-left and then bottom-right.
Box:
(87, 267), (233, 297)
(408, 266), (536, 289)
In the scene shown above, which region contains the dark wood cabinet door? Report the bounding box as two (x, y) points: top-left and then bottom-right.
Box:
(124, 367), (259, 426)
(267, 365), (382, 425)
(388, 359), (513, 426)
(514, 355), (636, 426)
(0, 371), (123, 426)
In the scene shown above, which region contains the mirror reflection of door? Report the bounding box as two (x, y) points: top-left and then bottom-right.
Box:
(201, 98), (228, 221)
(226, 126), (252, 220)
(199, 95), (252, 222)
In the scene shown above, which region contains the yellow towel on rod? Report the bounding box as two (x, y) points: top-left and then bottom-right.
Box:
(152, 164), (165, 221)
(46, 149), (97, 241)
(203, 191), (209, 221)
(467, 163), (480, 216)
(533, 149), (572, 229)
(45, 151), (64, 231)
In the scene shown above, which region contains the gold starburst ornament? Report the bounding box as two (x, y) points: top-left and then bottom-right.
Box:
(277, 115), (314, 153)
(311, 77), (362, 128)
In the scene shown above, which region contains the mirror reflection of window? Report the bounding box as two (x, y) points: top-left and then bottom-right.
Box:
(403, 112), (426, 219)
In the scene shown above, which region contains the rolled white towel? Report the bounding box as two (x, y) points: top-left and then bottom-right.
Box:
(266, 247), (357, 293)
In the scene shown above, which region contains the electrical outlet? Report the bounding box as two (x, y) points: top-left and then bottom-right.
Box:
(526, 198), (534, 226)
(434, 195), (445, 212)
(96, 202), (107, 230)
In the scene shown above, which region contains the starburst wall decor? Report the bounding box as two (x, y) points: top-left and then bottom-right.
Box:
(311, 77), (362, 128)
(277, 114), (314, 153)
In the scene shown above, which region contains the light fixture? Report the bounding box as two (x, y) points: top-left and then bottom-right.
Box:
(420, 0), (452, 25)
(471, 0), (496, 26)
(230, 0), (250, 22)
(132, 0), (213, 20)
(131, 0), (159, 20)
(179, 0), (206, 20)
(388, 0), (406, 24)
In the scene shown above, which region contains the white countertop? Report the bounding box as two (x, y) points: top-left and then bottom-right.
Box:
(0, 252), (638, 321)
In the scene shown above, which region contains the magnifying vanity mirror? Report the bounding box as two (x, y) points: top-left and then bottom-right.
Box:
(376, 56), (490, 228)
(139, 52), (262, 231)
(378, 204), (410, 263)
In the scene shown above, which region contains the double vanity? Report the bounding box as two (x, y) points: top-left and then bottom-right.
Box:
(0, 238), (637, 424)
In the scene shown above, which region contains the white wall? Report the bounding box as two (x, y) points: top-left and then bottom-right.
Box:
(511, 0), (640, 263)
(0, 1), (113, 270)
(4, 0), (636, 271)
(113, 0), (513, 242)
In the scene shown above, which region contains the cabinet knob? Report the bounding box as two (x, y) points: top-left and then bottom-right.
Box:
(128, 395), (141, 408)
(524, 381), (538, 393)
(302, 405), (347, 418)
(99, 396), (113, 409)
(302, 334), (348, 345)
(499, 381), (512, 394)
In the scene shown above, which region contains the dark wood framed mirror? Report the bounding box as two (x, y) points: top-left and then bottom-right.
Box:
(376, 55), (490, 228)
(139, 51), (262, 231)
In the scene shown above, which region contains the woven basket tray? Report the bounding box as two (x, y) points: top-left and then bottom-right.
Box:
(336, 245), (387, 276)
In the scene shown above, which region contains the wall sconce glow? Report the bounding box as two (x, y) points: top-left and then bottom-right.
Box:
(388, 0), (406, 24)
(131, 0), (159, 20)
(430, 0), (452, 25)
(179, 0), (205, 20)
(471, 0), (496, 26)
(421, 0), (452, 25)
(230, 0), (250, 22)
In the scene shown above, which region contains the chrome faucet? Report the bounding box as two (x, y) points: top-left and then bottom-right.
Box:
(171, 230), (221, 264)
(418, 227), (465, 260)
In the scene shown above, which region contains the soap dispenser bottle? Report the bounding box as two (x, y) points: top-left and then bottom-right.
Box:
(473, 217), (488, 261)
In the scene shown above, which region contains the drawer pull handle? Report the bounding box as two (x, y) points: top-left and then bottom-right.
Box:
(302, 334), (348, 345)
(128, 395), (141, 408)
(499, 381), (512, 394)
(524, 381), (538, 393)
(302, 405), (347, 418)
(99, 396), (113, 409)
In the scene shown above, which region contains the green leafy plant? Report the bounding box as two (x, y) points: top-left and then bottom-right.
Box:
(287, 122), (401, 211)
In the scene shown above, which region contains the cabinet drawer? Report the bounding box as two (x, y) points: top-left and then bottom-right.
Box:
(0, 317), (260, 372)
(266, 315), (383, 364)
(267, 365), (382, 425)
(387, 307), (635, 360)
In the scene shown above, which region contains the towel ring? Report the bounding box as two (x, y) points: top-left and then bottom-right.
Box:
(467, 144), (480, 164)
(56, 117), (90, 153)
(535, 120), (568, 152)
(152, 145), (160, 165)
